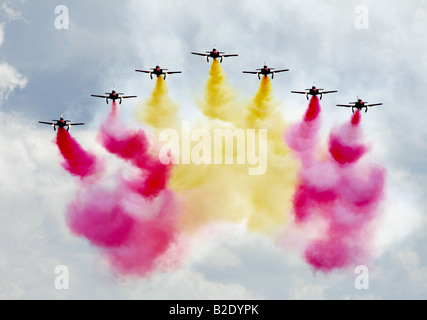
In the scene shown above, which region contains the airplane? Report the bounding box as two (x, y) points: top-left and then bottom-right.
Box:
(337, 98), (383, 113)
(291, 86), (338, 100)
(39, 115), (84, 131)
(191, 48), (238, 63)
(135, 65), (182, 79)
(242, 65), (289, 79)
(91, 90), (137, 104)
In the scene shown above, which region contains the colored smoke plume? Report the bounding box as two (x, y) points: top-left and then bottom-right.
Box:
(100, 102), (172, 199)
(197, 59), (240, 123)
(136, 76), (180, 131)
(53, 58), (387, 277)
(56, 128), (101, 178)
(62, 102), (180, 277)
(159, 64), (298, 235)
(67, 184), (180, 277)
(285, 99), (386, 272)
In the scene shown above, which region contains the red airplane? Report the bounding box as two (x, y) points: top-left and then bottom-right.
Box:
(135, 65), (182, 79)
(39, 115), (84, 131)
(243, 65), (289, 79)
(91, 89), (137, 104)
(337, 98), (383, 113)
(191, 48), (238, 63)
(292, 86), (337, 100)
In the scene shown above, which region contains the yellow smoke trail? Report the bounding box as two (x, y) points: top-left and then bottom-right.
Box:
(246, 76), (289, 156)
(134, 61), (298, 236)
(166, 119), (253, 234)
(135, 76), (180, 131)
(167, 63), (297, 236)
(243, 76), (298, 234)
(197, 59), (242, 123)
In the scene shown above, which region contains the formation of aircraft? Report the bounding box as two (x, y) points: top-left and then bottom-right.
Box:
(39, 115), (84, 131)
(91, 89), (137, 104)
(337, 98), (383, 113)
(135, 65), (182, 79)
(291, 86), (338, 100)
(242, 65), (289, 79)
(191, 48), (238, 63)
(40, 49), (384, 132)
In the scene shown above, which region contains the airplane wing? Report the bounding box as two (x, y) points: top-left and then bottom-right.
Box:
(121, 95), (137, 99)
(366, 103), (383, 107)
(39, 121), (55, 125)
(91, 94), (108, 98)
(191, 52), (208, 57)
(221, 54), (238, 57)
(336, 104), (354, 107)
(242, 71), (259, 74)
(135, 69), (151, 73)
(321, 90), (338, 94)
(291, 91), (308, 94)
(69, 123), (85, 126)
(166, 71), (182, 75)
(274, 69), (290, 73)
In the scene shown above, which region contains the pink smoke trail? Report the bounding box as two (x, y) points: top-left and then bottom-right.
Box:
(64, 102), (181, 277)
(66, 184), (180, 277)
(56, 128), (100, 178)
(98, 102), (171, 199)
(286, 96), (322, 169)
(328, 111), (367, 165)
(285, 98), (386, 272)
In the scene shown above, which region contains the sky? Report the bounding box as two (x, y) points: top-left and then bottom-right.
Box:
(0, 0), (426, 300)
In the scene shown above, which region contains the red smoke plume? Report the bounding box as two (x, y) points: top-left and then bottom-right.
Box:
(98, 103), (171, 199)
(285, 97), (386, 272)
(56, 128), (101, 178)
(59, 102), (180, 277)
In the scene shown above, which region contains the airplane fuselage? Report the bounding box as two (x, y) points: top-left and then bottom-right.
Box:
(152, 68), (164, 77)
(355, 102), (365, 110)
(348, 100), (368, 113)
(108, 93), (119, 100)
(210, 51), (220, 59)
(208, 50), (226, 62)
(260, 68), (271, 76)
(106, 92), (123, 104)
(309, 88), (319, 96)
(54, 119), (70, 131)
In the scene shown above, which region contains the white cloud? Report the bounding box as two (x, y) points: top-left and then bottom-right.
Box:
(0, 5), (28, 105)
(0, 63), (28, 105)
(0, 23), (4, 46)
(0, 3), (29, 23)
(0, 0), (426, 300)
